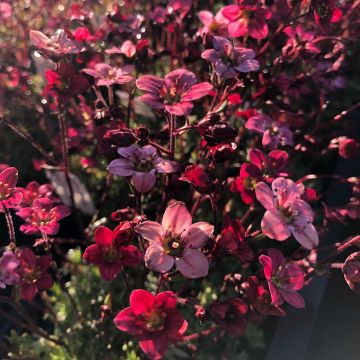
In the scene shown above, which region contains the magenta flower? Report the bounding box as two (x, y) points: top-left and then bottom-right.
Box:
(114, 290), (188, 359)
(18, 181), (56, 207)
(201, 36), (259, 79)
(0, 251), (20, 288)
(136, 69), (213, 116)
(259, 248), (305, 308)
(221, 4), (272, 40)
(255, 178), (319, 249)
(0, 2), (12, 21)
(0, 166), (22, 210)
(16, 198), (70, 236)
(135, 201), (214, 278)
(18, 248), (54, 301)
(83, 63), (133, 86)
(245, 113), (294, 149)
(83, 225), (141, 281)
(107, 144), (178, 193)
(198, 10), (229, 36)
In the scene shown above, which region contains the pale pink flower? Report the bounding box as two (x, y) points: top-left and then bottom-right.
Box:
(198, 10), (228, 36)
(0, 251), (20, 288)
(135, 201), (213, 278)
(245, 113), (293, 149)
(107, 144), (178, 193)
(255, 178), (319, 249)
(83, 63), (133, 86)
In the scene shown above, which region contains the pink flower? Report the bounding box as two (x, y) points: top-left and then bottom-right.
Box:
(0, 251), (20, 288)
(221, 4), (272, 40)
(0, 2), (12, 21)
(255, 178), (319, 249)
(107, 144), (178, 193)
(198, 10), (228, 36)
(136, 69), (212, 116)
(44, 63), (89, 103)
(245, 114), (294, 149)
(83, 224), (141, 281)
(209, 298), (248, 336)
(16, 198), (70, 236)
(18, 181), (56, 207)
(135, 201), (213, 278)
(201, 36), (259, 79)
(259, 248), (305, 308)
(0, 166), (22, 210)
(343, 252), (360, 294)
(29, 29), (83, 58)
(18, 248), (54, 301)
(83, 63), (133, 86)
(312, 0), (342, 25)
(114, 289), (188, 360)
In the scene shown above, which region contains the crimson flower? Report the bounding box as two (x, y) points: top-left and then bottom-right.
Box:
(83, 63), (133, 86)
(259, 248), (305, 308)
(83, 224), (141, 281)
(216, 216), (254, 263)
(245, 276), (285, 317)
(0, 166), (22, 210)
(201, 36), (259, 79)
(114, 289), (188, 360)
(16, 198), (70, 236)
(136, 69), (212, 116)
(44, 63), (89, 103)
(255, 178), (319, 249)
(221, 4), (272, 40)
(135, 201), (213, 278)
(180, 165), (213, 194)
(312, 0), (343, 26)
(18, 248), (54, 301)
(343, 252), (360, 294)
(209, 298), (248, 336)
(245, 113), (294, 149)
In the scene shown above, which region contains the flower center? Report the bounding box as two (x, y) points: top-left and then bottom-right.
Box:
(163, 86), (182, 104)
(23, 267), (42, 284)
(135, 159), (153, 173)
(279, 206), (298, 223)
(0, 181), (13, 200)
(243, 177), (257, 190)
(144, 309), (166, 331)
(102, 246), (121, 263)
(29, 208), (56, 227)
(162, 234), (185, 257)
(56, 78), (72, 93)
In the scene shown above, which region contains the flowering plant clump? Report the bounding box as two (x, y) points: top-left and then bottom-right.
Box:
(0, 0), (359, 359)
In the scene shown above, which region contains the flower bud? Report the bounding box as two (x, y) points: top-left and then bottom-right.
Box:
(104, 128), (136, 147)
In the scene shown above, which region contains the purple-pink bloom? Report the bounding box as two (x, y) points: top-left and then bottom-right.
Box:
(0, 251), (20, 288)
(136, 69), (212, 116)
(135, 201), (214, 278)
(201, 36), (259, 79)
(245, 113), (294, 149)
(255, 178), (319, 249)
(16, 198), (70, 236)
(107, 144), (178, 193)
(83, 63), (133, 86)
(259, 248), (305, 308)
(0, 166), (22, 210)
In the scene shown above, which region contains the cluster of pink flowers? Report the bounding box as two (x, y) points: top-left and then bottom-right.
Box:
(1, 0), (359, 359)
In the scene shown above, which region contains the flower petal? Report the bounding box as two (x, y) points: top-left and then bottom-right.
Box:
(130, 289), (155, 315)
(255, 182), (275, 210)
(182, 222), (214, 248)
(145, 243), (174, 273)
(94, 226), (113, 247)
(175, 248), (209, 278)
(135, 220), (164, 243)
(261, 210), (291, 241)
(132, 171), (156, 193)
(162, 201), (192, 236)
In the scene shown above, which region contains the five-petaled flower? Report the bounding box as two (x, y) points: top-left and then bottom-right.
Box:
(44, 63), (89, 103)
(16, 198), (70, 236)
(255, 178), (319, 249)
(107, 144), (178, 193)
(221, 4), (272, 40)
(201, 36), (259, 79)
(83, 224), (141, 281)
(114, 289), (188, 360)
(259, 248), (305, 308)
(18, 247), (54, 301)
(135, 201), (214, 278)
(0, 166), (22, 210)
(245, 113), (294, 149)
(136, 69), (212, 116)
(83, 63), (133, 86)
